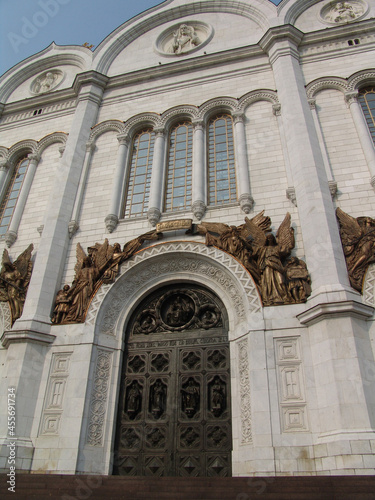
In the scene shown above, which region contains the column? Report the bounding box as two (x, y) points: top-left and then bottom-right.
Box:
(273, 104), (297, 206)
(147, 128), (165, 226)
(13, 71), (108, 332)
(0, 160), (10, 201)
(308, 98), (337, 198)
(192, 120), (206, 220)
(345, 91), (375, 187)
(68, 141), (96, 237)
(5, 153), (40, 247)
(232, 112), (254, 214)
(104, 134), (130, 233)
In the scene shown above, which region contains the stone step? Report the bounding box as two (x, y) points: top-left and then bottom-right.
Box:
(1, 475), (375, 499)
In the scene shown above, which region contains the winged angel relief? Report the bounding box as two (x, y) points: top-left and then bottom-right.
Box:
(336, 208), (375, 292)
(52, 231), (159, 324)
(197, 212), (311, 306)
(0, 245), (33, 325)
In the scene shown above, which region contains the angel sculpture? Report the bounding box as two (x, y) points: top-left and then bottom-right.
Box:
(336, 208), (375, 292)
(55, 231), (160, 324)
(196, 211), (272, 284)
(0, 244), (33, 325)
(244, 213), (297, 305)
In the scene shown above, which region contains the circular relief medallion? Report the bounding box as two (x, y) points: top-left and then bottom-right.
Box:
(30, 69), (64, 95)
(159, 291), (196, 330)
(154, 21), (214, 57)
(320, 1), (368, 25)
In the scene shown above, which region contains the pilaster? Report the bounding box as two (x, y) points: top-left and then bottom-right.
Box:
(259, 26), (356, 305)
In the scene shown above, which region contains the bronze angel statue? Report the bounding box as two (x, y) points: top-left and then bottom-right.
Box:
(0, 244), (33, 325)
(336, 208), (375, 292)
(197, 212), (310, 305)
(53, 231), (159, 324)
(243, 213), (296, 305)
(196, 210), (272, 284)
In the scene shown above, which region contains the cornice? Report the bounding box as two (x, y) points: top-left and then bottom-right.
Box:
(106, 45), (265, 92)
(259, 24), (305, 54)
(299, 18), (375, 48)
(72, 71), (109, 94)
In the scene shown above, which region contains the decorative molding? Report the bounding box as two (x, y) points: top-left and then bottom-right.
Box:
(197, 98), (238, 119)
(36, 132), (68, 157)
(345, 90), (359, 106)
(274, 337), (308, 432)
(238, 90), (279, 112)
(1, 330), (56, 349)
(286, 187), (297, 206)
(0, 301), (12, 337)
(39, 352), (72, 436)
(87, 349), (112, 446)
(238, 193), (254, 214)
(305, 77), (348, 100)
(0, 100), (76, 126)
(122, 113), (160, 137)
(104, 214), (119, 233)
(347, 69), (375, 91)
(192, 200), (206, 220)
(297, 300), (374, 326)
(363, 263), (375, 308)
(89, 119), (124, 143)
(237, 337), (252, 444)
(68, 220), (79, 238)
(4, 230), (17, 248)
(87, 241), (261, 334)
(328, 180), (338, 199)
(160, 105), (199, 128)
(147, 207), (161, 226)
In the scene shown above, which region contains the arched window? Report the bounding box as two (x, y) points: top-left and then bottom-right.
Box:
(164, 121), (193, 212)
(0, 157), (29, 236)
(207, 114), (237, 206)
(124, 129), (155, 218)
(359, 87), (375, 145)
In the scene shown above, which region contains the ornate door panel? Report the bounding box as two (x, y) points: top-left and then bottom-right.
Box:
(113, 285), (232, 477)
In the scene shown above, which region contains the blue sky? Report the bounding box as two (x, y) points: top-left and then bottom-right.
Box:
(0, 0), (281, 77)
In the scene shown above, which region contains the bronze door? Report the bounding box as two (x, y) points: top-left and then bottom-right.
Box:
(113, 285), (232, 477)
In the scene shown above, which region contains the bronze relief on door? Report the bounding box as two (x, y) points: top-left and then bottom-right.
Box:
(113, 285), (232, 477)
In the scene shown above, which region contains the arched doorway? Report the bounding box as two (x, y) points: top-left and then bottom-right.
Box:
(113, 283), (232, 477)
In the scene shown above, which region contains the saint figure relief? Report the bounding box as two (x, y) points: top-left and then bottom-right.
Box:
(328, 2), (360, 23)
(170, 24), (201, 54)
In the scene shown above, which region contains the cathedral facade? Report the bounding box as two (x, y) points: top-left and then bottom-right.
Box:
(0, 0), (375, 477)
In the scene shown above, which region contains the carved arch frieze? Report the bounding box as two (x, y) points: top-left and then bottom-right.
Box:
(197, 97), (238, 121)
(36, 132), (68, 157)
(347, 69), (375, 91)
(6, 140), (38, 164)
(160, 105), (199, 129)
(89, 119), (124, 143)
(238, 89), (279, 112)
(87, 241), (262, 338)
(305, 77), (348, 100)
(122, 113), (161, 137)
